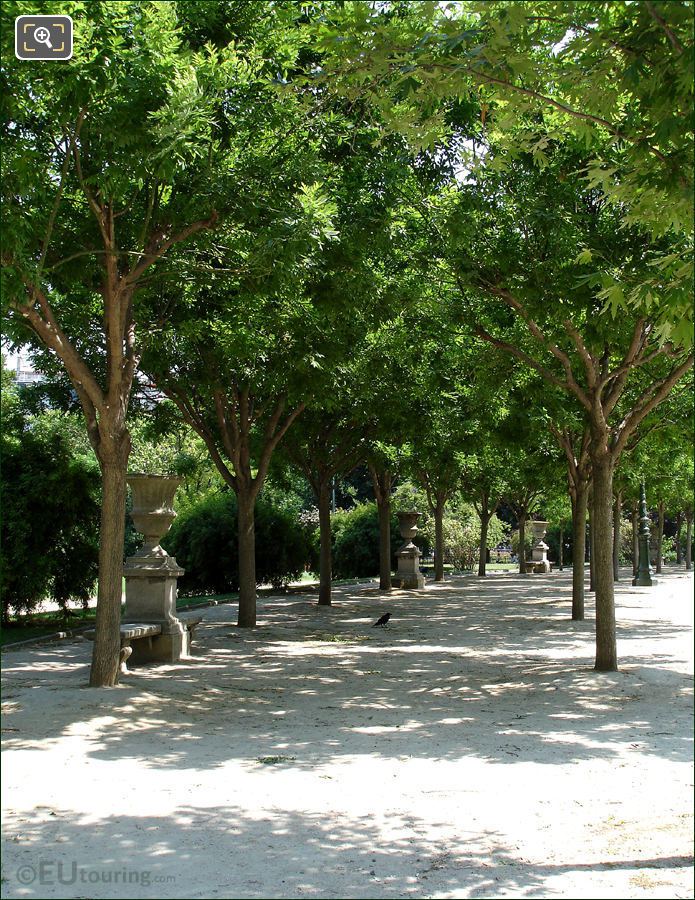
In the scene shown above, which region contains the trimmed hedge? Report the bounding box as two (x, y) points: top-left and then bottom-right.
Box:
(163, 491), (312, 595)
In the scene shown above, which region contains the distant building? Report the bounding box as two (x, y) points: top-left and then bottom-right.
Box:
(3, 348), (44, 386)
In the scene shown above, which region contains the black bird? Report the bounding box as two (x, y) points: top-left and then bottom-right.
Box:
(372, 612), (391, 628)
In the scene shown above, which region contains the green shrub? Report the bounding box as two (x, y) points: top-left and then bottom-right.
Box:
(441, 506), (507, 572)
(163, 491), (312, 594)
(660, 535), (677, 563)
(330, 502), (403, 579)
(1, 386), (100, 620)
(332, 502), (379, 579)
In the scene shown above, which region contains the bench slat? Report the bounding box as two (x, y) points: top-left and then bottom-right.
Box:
(119, 623), (162, 639)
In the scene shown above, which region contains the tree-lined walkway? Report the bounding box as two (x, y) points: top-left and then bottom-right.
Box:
(2, 570), (692, 899)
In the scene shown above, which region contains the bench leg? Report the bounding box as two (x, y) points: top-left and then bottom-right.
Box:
(116, 643), (133, 682)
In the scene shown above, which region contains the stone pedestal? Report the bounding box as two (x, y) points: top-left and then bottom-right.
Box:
(392, 511), (425, 590)
(524, 520), (551, 574)
(123, 475), (189, 663)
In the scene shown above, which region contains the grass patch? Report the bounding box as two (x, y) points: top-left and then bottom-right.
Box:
(257, 756), (296, 765)
(1, 607), (98, 646)
(1, 591), (228, 647)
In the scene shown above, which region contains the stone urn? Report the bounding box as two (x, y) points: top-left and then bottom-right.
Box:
(123, 474), (188, 663)
(530, 520), (548, 545)
(127, 474), (183, 556)
(393, 510), (425, 590)
(397, 510), (421, 544)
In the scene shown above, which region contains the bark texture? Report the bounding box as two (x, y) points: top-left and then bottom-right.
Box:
(571, 483), (588, 620)
(318, 481), (333, 606)
(592, 453), (617, 671)
(612, 489), (622, 581)
(434, 500), (445, 582)
(237, 487), (257, 627)
(685, 513), (692, 571)
(371, 467), (393, 591)
(89, 452), (129, 687)
(478, 514), (490, 577)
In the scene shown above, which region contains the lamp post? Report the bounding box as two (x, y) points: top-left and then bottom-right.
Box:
(632, 480), (656, 586)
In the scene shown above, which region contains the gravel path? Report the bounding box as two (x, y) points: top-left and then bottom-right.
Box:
(2, 568), (693, 899)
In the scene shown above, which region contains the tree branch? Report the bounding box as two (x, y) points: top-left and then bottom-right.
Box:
(483, 286), (589, 405)
(563, 319), (597, 387)
(161, 384), (236, 489)
(67, 110), (109, 245)
(37, 136), (72, 280)
(126, 212), (219, 285)
(475, 325), (591, 411)
(644, 1), (685, 53)
(613, 354), (694, 457)
(13, 273), (104, 410)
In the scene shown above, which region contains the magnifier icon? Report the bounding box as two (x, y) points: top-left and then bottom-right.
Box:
(33, 26), (53, 49)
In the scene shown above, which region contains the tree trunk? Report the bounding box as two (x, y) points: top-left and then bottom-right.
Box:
(318, 480), (332, 606)
(656, 500), (665, 574)
(612, 489), (622, 582)
(592, 453), (617, 672)
(571, 481), (588, 621)
(588, 504), (595, 592)
(89, 454), (129, 688)
(675, 511), (683, 565)
(378, 496), (391, 590)
(632, 502), (639, 576)
(518, 514), (527, 574)
(686, 513), (693, 571)
(558, 525), (564, 571)
(434, 499), (445, 582)
(237, 486), (256, 627)
(371, 468), (392, 591)
(478, 512), (490, 577)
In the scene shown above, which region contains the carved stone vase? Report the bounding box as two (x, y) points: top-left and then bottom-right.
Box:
(123, 474), (188, 662)
(393, 510), (425, 590)
(128, 474), (183, 556)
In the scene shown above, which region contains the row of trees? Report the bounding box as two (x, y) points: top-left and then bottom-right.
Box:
(2, 1), (692, 685)
(4, 357), (692, 636)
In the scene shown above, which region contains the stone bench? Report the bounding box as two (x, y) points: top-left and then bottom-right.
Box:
(87, 615), (203, 681)
(522, 561), (553, 574)
(177, 612), (203, 637)
(126, 613), (203, 668)
(86, 623), (161, 682)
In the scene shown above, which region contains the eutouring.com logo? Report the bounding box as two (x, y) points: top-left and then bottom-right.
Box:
(15, 15), (73, 60)
(15, 861), (177, 888)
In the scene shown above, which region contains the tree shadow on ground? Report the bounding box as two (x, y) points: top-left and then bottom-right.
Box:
(2, 802), (693, 899)
(2, 572), (692, 772)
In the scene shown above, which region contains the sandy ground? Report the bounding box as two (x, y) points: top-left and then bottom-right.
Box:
(1, 568), (693, 900)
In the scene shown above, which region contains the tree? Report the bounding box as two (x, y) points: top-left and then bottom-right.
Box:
(281, 409), (368, 606)
(144, 285), (314, 627)
(369, 456), (396, 592)
(469, 166), (693, 669)
(315, 0), (694, 342)
(1, 1), (257, 684)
